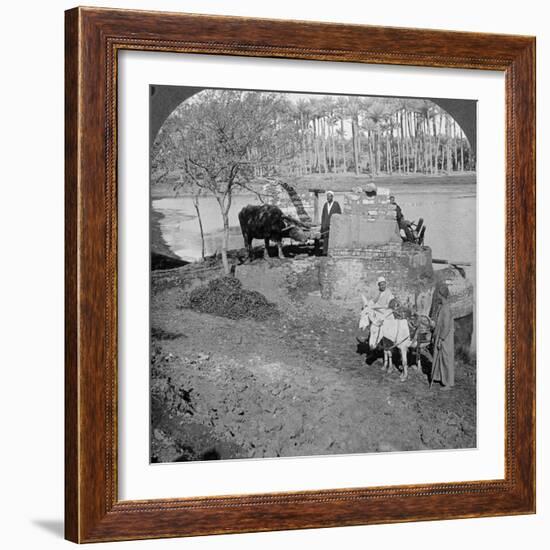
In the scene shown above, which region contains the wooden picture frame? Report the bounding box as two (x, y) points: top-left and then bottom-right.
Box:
(65, 6), (536, 543)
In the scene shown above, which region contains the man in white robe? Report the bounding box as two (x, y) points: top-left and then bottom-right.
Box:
(373, 276), (394, 309)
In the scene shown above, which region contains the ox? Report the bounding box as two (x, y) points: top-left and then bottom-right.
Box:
(238, 204), (309, 260)
(358, 296), (414, 381)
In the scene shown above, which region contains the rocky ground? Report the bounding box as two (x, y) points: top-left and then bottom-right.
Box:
(151, 279), (476, 463)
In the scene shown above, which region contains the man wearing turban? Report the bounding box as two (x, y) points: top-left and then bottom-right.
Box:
(320, 190), (342, 255)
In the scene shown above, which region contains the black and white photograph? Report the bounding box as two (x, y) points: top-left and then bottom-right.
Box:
(149, 86), (477, 463)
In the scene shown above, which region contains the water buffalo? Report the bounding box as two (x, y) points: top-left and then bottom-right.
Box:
(238, 204), (309, 259)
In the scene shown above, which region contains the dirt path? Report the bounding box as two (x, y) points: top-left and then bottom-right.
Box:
(151, 287), (476, 463)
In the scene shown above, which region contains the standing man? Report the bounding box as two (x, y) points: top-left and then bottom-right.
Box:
(373, 276), (395, 309)
(430, 284), (455, 391)
(320, 190), (341, 255)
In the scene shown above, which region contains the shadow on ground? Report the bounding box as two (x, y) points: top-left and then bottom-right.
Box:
(31, 519), (64, 539)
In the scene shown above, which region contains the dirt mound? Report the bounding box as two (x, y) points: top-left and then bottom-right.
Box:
(183, 276), (279, 320)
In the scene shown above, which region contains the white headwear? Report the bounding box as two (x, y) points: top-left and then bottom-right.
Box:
(326, 190), (334, 196)
(377, 276), (386, 284)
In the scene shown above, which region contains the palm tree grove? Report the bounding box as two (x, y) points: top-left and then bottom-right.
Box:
(153, 90), (474, 184)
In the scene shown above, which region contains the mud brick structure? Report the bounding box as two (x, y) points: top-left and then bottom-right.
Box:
(234, 189), (472, 321)
(320, 243), (435, 313)
(320, 192), (435, 312)
(332, 188), (400, 246)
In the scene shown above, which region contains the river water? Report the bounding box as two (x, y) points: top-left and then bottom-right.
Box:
(152, 183), (476, 277)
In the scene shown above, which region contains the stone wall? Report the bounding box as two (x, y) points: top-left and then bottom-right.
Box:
(342, 188), (395, 218)
(329, 190), (401, 248)
(320, 243), (435, 312)
(233, 249), (471, 321)
(329, 215), (401, 248)
(234, 243), (434, 314)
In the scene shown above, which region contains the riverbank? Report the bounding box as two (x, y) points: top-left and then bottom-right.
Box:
(291, 171), (476, 193)
(150, 172), (476, 262)
(150, 208), (189, 270)
(151, 171), (476, 199)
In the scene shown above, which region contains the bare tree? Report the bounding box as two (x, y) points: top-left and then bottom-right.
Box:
(152, 120), (207, 260)
(174, 90), (285, 274)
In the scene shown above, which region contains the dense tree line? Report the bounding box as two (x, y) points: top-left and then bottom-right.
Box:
(154, 91), (474, 184)
(276, 95), (474, 177)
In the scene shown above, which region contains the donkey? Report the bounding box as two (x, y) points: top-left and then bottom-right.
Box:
(358, 296), (413, 381)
